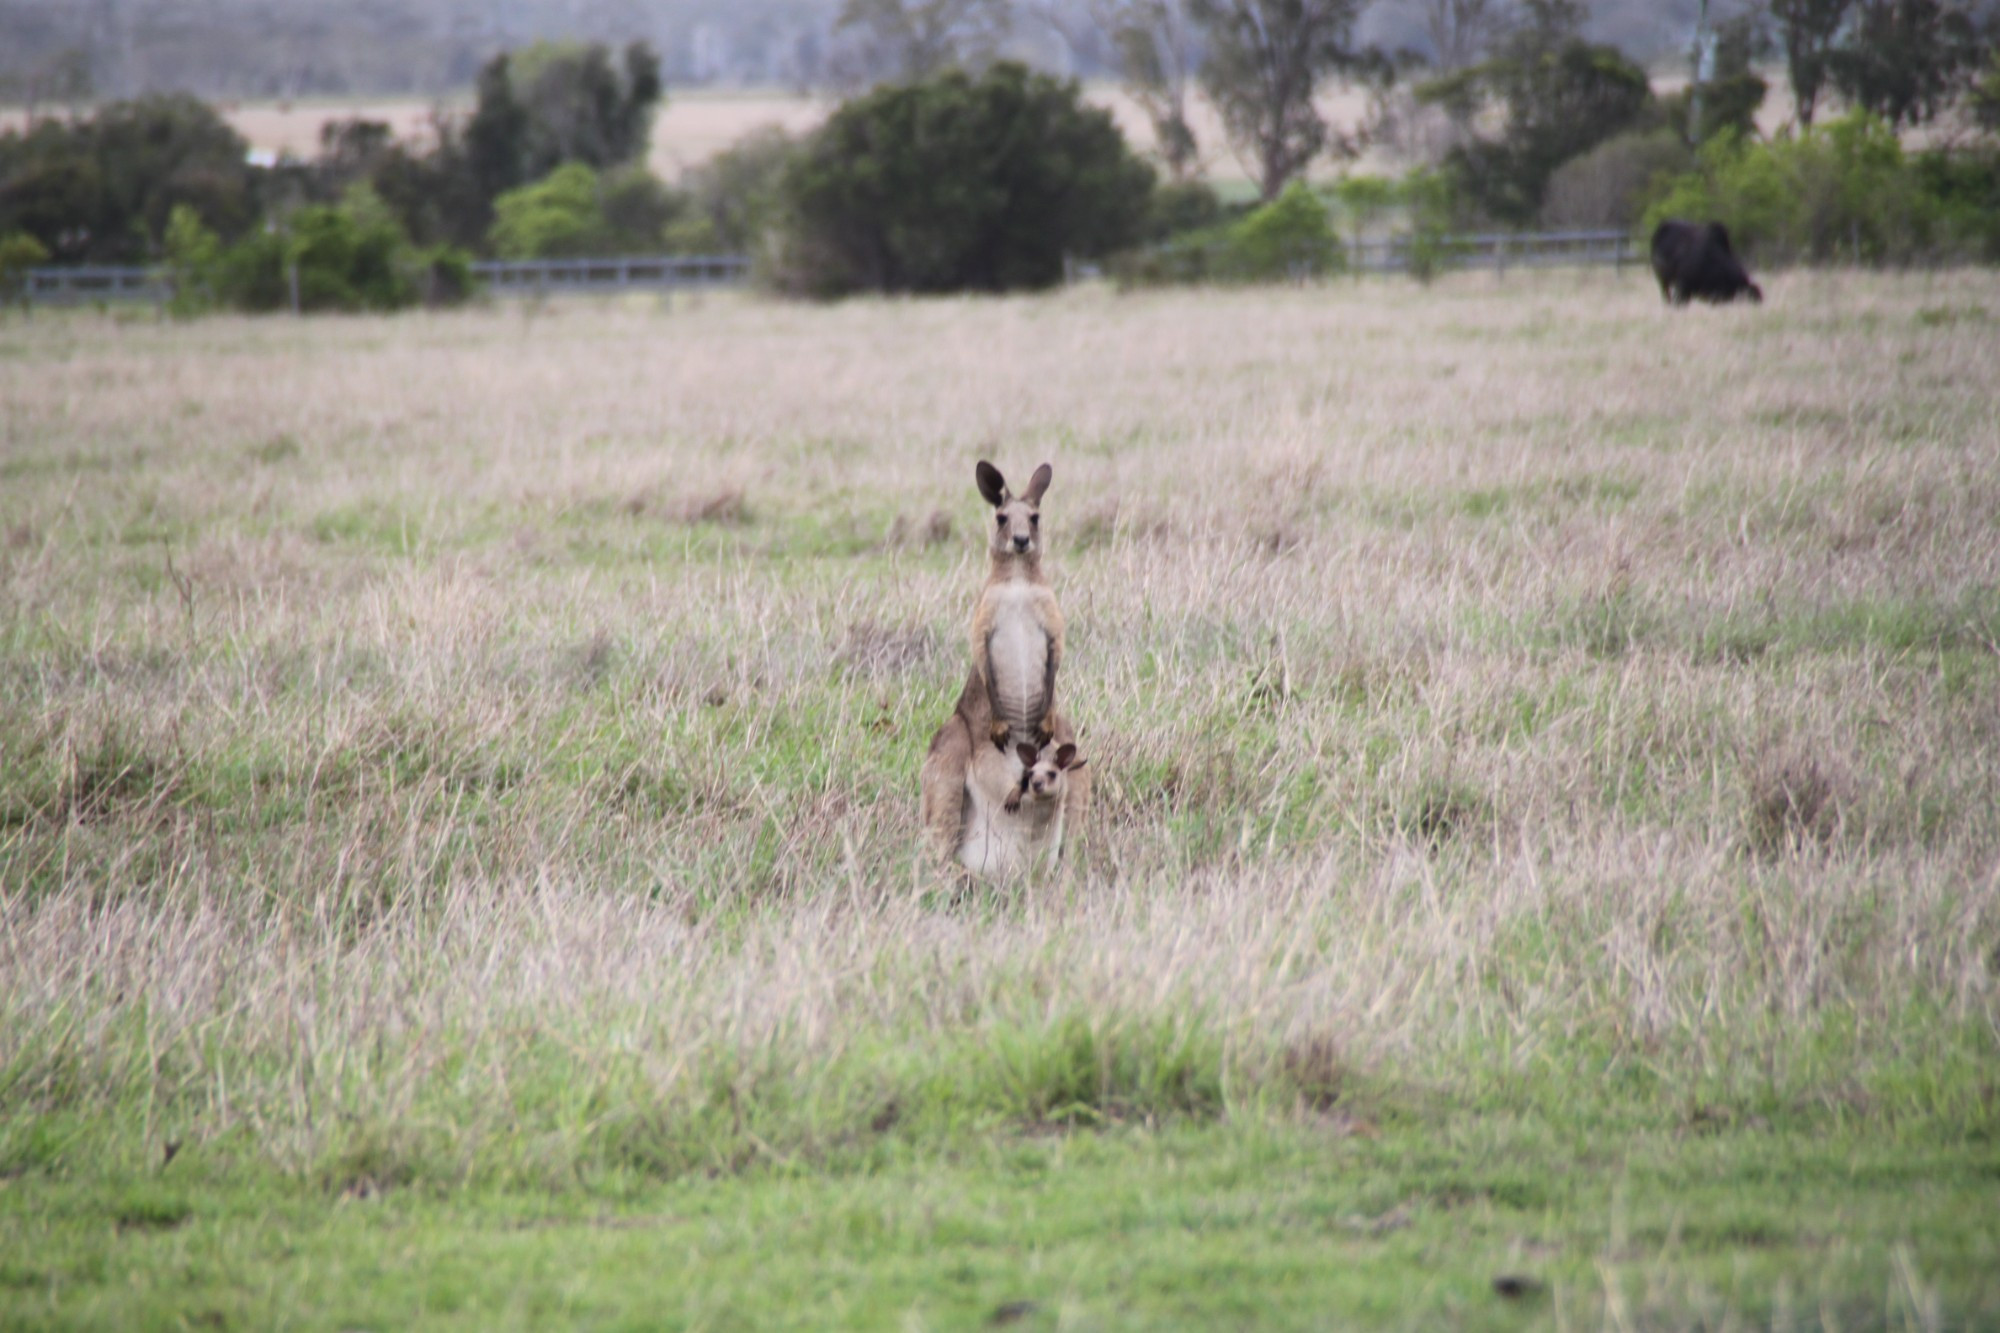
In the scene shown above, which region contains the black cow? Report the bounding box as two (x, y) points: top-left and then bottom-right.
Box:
(1650, 220), (1762, 305)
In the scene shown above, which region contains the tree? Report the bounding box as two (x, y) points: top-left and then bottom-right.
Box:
(383, 42), (664, 255)
(1974, 44), (2000, 129)
(670, 129), (800, 253)
(831, 0), (1015, 85)
(464, 52), (531, 206)
(3, 47), (94, 126)
(1190, 0), (1370, 201)
(0, 93), (257, 263)
(1419, 0), (1657, 224)
(780, 61), (1155, 295)
(512, 41), (664, 180)
(1091, 0), (1203, 181)
(1664, 11), (1772, 143)
(1424, 0), (1499, 71)
(1769, 0), (1854, 127)
(1827, 0), (1985, 128)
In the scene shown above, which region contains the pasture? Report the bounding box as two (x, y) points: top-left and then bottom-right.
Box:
(2, 270), (1998, 1329)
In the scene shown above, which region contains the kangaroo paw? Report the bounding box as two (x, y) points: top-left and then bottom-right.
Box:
(990, 720), (1011, 750)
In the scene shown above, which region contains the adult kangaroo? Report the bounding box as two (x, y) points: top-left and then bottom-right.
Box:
(920, 460), (1087, 869)
(970, 460), (1064, 751)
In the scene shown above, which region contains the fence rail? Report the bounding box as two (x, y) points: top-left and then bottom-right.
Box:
(18, 231), (1642, 306)
(470, 253), (752, 293)
(1351, 229), (1639, 274)
(22, 265), (171, 305)
(18, 253), (754, 307)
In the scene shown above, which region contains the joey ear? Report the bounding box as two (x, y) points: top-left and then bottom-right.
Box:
(1022, 462), (1052, 505)
(1017, 743), (1039, 766)
(976, 461), (1009, 508)
(1054, 744), (1077, 769)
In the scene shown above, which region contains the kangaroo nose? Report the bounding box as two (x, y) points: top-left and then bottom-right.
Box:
(1012, 534), (1030, 551)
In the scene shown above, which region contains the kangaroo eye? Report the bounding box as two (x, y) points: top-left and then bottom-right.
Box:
(995, 514), (1006, 528)
(1029, 513), (1039, 527)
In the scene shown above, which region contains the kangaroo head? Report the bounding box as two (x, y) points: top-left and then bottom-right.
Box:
(977, 460), (1051, 561)
(1015, 741), (1083, 803)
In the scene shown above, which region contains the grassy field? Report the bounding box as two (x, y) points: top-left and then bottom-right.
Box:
(2, 270), (1998, 1329)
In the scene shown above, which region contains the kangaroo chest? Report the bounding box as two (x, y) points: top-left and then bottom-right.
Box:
(983, 582), (1050, 736)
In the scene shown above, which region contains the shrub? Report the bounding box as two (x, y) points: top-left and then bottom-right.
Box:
(597, 165), (690, 252)
(1640, 113), (1942, 265)
(1144, 179), (1226, 243)
(666, 128), (798, 255)
(1399, 168), (1462, 284)
(1330, 174), (1397, 244)
(205, 185), (467, 314)
(490, 162), (688, 258)
(0, 230), (49, 307)
(1542, 129), (1693, 230)
(1226, 181), (1341, 281)
(489, 162), (604, 258)
(1912, 148), (2000, 262)
(162, 204), (221, 316)
(777, 61), (1155, 296)
(1114, 169), (1462, 287)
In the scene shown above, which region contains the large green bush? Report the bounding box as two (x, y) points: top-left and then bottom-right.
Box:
(169, 187), (471, 314)
(489, 162), (687, 258)
(1641, 113), (1948, 264)
(1224, 182), (1342, 280)
(778, 61), (1156, 296)
(1913, 147), (2000, 261)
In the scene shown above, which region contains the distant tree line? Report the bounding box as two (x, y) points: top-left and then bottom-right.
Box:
(6, 0), (2000, 311)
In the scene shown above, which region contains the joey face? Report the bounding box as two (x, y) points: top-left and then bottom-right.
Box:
(977, 460), (1051, 561)
(1015, 741), (1084, 804)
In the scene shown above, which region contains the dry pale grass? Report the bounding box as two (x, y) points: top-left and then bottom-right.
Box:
(1, 269), (1998, 1167)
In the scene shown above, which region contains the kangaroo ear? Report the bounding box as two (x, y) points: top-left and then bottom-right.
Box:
(1054, 744), (1078, 769)
(976, 461), (1009, 508)
(1022, 462), (1052, 505)
(1017, 743), (1039, 767)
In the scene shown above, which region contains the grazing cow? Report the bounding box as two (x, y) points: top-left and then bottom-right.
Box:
(1650, 220), (1762, 305)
